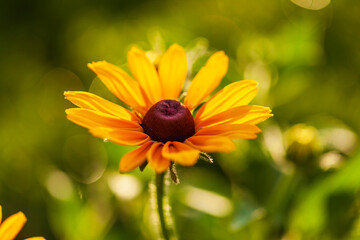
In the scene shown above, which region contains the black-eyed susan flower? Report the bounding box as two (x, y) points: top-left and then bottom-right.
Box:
(0, 205), (45, 240)
(65, 44), (272, 173)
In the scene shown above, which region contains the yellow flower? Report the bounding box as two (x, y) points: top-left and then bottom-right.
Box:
(0, 205), (45, 240)
(65, 44), (272, 173)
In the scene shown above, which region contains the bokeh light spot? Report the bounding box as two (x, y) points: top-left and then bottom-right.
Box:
(107, 173), (142, 201)
(46, 170), (74, 201)
(63, 134), (107, 184)
(180, 186), (233, 217)
(291, 0), (331, 10)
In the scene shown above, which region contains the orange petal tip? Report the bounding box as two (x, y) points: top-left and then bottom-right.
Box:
(245, 80), (259, 86)
(213, 50), (227, 58)
(87, 61), (106, 70)
(14, 211), (27, 222)
(119, 166), (128, 173)
(63, 91), (70, 97)
(169, 43), (184, 51)
(128, 46), (143, 55)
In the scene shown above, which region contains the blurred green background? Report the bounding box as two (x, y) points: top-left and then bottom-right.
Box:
(1, 0), (360, 239)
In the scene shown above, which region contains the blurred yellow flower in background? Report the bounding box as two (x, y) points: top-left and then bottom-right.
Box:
(0, 205), (45, 240)
(286, 123), (320, 165)
(65, 44), (272, 173)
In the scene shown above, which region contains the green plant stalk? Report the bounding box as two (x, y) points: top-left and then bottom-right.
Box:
(156, 172), (170, 240)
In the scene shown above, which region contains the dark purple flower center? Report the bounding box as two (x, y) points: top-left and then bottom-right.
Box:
(141, 100), (195, 143)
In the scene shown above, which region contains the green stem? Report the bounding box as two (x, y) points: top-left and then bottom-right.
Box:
(156, 172), (170, 240)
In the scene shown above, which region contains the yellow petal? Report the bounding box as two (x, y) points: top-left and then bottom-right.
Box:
(184, 51), (229, 110)
(158, 44), (187, 99)
(196, 105), (253, 128)
(196, 105), (272, 129)
(232, 107), (273, 125)
(147, 142), (170, 173)
(90, 128), (150, 146)
(65, 108), (140, 130)
(127, 47), (162, 105)
(185, 135), (236, 153)
(25, 237), (46, 240)
(162, 142), (200, 166)
(196, 123), (261, 139)
(88, 61), (148, 115)
(64, 91), (137, 121)
(0, 205), (2, 224)
(195, 80), (258, 122)
(119, 141), (154, 172)
(0, 211), (26, 240)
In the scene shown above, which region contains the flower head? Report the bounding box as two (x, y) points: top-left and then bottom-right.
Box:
(0, 205), (45, 240)
(65, 44), (272, 173)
